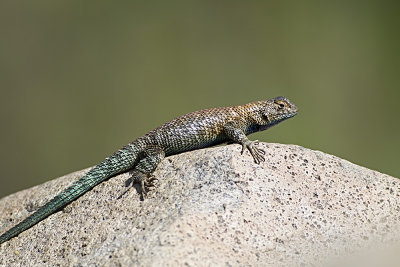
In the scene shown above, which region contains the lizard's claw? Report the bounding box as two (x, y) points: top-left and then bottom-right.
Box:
(139, 174), (158, 194)
(145, 175), (158, 188)
(143, 176), (158, 193)
(241, 140), (265, 164)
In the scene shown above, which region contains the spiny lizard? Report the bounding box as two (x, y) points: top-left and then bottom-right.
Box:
(0, 96), (298, 244)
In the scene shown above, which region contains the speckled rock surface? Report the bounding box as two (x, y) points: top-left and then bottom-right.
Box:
(0, 143), (399, 266)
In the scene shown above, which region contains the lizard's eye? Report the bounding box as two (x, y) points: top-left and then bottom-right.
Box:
(276, 101), (285, 109)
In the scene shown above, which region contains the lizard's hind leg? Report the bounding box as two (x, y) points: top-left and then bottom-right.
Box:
(132, 145), (165, 194)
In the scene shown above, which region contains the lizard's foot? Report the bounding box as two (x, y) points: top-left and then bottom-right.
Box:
(241, 140), (265, 164)
(140, 174), (158, 194)
(133, 171), (158, 194)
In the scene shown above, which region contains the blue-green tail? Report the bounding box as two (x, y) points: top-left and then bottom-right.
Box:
(0, 145), (139, 245)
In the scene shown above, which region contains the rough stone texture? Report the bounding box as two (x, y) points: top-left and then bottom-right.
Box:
(0, 143), (400, 266)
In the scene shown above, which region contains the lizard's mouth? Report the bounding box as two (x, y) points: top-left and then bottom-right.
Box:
(263, 111), (298, 125)
(286, 111), (298, 119)
(282, 111), (298, 121)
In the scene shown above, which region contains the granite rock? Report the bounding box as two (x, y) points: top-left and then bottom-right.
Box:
(0, 143), (399, 266)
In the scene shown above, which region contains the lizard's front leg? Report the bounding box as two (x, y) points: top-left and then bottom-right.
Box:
(132, 145), (165, 193)
(223, 119), (265, 164)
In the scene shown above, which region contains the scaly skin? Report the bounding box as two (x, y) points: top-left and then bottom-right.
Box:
(0, 96), (298, 244)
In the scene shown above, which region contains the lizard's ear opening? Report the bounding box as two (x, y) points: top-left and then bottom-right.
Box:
(262, 113), (270, 122)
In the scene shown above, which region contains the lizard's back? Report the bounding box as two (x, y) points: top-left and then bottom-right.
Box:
(140, 105), (248, 156)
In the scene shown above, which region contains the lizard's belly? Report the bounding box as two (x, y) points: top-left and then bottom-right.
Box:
(165, 137), (226, 156)
(154, 128), (227, 156)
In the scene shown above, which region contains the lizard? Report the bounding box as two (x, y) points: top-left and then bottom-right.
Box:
(0, 96), (298, 245)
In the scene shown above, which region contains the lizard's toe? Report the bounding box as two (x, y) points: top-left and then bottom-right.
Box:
(243, 140), (265, 164)
(134, 171), (157, 194)
(144, 175), (158, 188)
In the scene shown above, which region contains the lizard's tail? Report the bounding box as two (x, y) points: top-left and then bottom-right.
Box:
(0, 144), (140, 245)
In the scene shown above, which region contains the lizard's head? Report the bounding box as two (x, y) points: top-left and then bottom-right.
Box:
(260, 96), (298, 127)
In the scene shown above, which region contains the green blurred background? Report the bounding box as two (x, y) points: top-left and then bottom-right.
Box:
(0, 1), (399, 198)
